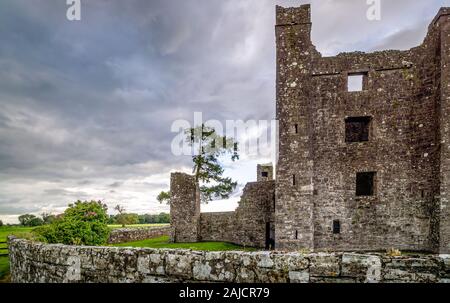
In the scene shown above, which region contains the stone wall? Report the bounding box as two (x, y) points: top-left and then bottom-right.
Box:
(199, 181), (275, 248)
(8, 237), (450, 283)
(169, 172), (276, 248)
(170, 173), (200, 243)
(108, 226), (170, 244)
(275, 4), (450, 253)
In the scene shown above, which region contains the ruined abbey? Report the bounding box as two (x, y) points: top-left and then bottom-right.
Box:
(170, 4), (450, 254)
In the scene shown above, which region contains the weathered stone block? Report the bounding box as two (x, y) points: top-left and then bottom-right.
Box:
(309, 253), (340, 277)
(341, 253), (381, 283)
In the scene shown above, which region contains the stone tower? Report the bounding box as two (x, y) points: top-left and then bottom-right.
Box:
(169, 172), (200, 243)
(275, 5), (450, 253)
(257, 163), (274, 182)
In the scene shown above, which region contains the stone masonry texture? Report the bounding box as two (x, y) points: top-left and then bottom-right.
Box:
(170, 173), (201, 243)
(171, 5), (450, 253)
(275, 5), (450, 253)
(8, 237), (450, 283)
(169, 172), (275, 248)
(108, 226), (170, 244)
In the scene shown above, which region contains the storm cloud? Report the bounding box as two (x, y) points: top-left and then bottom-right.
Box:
(0, 0), (448, 223)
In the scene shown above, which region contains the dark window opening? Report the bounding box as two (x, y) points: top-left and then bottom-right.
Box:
(356, 172), (376, 196)
(295, 230), (298, 240)
(333, 220), (341, 234)
(421, 189), (425, 199)
(293, 174), (296, 186)
(294, 124), (299, 134)
(345, 116), (372, 143)
(261, 171), (269, 178)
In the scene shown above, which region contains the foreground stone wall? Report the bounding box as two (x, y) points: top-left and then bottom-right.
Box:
(8, 237), (450, 283)
(108, 226), (170, 244)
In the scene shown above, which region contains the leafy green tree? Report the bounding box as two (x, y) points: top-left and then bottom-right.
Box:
(41, 213), (56, 225)
(34, 200), (110, 246)
(114, 205), (139, 227)
(107, 215), (117, 225)
(0, 220), (3, 227)
(158, 125), (239, 204)
(18, 214), (43, 227)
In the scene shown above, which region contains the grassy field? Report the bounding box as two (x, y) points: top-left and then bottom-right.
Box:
(0, 226), (35, 283)
(112, 235), (258, 251)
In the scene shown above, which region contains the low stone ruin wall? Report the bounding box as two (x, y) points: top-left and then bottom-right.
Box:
(8, 237), (450, 283)
(108, 226), (170, 244)
(199, 181), (275, 248)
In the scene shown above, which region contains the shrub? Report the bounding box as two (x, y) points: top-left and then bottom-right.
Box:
(35, 201), (110, 246)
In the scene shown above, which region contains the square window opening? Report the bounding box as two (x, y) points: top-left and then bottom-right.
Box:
(347, 73), (367, 92)
(345, 116), (372, 143)
(261, 171), (269, 178)
(356, 172), (376, 196)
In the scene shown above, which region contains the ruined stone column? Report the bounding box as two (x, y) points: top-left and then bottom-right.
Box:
(438, 9), (450, 254)
(170, 172), (200, 243)
(274, 4), (316, 251)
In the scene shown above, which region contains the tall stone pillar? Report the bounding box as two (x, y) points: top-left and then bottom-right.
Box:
(438, 9), (450, 254)
(275, 4), (316, 251)
(170, 172), (200, 243)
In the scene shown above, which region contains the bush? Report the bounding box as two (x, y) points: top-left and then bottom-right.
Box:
(35, 201), (110, 246)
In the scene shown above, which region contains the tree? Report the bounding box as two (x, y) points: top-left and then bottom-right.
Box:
(114, 205), (138, 227)
(41, 213), (56, 225)
(0, 220), (3, 227)
(158, 124), (239, 204)
(18, 214), (43, 227)
(34, 200), (110, 246)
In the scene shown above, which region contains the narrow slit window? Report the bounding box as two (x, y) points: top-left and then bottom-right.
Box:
(356, 172), (376, 196)
(295, 230), (298, 240)
(333, 220), (341, 234)
(294, 124), (299, 134)
(345, 116), (372, 143)
(293, 174), (296, 186)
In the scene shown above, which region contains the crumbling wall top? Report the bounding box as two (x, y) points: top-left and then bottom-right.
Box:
(276, 4), (311, 26)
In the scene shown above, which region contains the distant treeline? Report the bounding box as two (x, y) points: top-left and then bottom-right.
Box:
(5, 212), (170, 227)
(108, 213), (170, 225)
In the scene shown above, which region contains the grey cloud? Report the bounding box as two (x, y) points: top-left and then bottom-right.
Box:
(0, 0), (448, 222)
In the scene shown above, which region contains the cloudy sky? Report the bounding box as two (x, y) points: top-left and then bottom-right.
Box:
(0, 0), (448, 223)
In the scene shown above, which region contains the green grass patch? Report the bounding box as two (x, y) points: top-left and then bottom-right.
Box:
(0, 256), (9, 283)
(108, 223), (169, 229)
(112, 235), (258, 251)
(0, 226), (35, 281)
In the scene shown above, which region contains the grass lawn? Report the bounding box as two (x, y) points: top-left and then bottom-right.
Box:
(108, 223), (169, 229)
(112, 235), (258, 251)
(0, 225), (35, 282)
